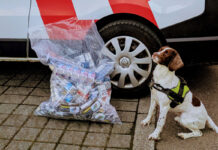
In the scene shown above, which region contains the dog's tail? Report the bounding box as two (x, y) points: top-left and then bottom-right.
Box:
(207, 115), (218, 133)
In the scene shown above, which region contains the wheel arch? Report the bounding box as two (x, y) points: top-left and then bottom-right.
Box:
(96, 13), (167, 46)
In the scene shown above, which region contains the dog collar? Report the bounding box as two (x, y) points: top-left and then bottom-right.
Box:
(149, 76), (190, 108)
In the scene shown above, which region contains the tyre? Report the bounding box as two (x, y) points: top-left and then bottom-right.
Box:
(99, 19), (163, 95)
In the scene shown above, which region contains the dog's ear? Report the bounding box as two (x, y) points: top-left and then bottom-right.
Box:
(168, 51), (184, 71)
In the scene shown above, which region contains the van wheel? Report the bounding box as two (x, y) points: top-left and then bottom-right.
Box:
(99, 19), (163, 95)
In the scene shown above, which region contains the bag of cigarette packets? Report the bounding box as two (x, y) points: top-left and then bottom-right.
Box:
(29, 18), (121, 124)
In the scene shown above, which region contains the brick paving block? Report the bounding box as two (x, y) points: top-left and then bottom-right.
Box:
(0, 74), (13, 79)
(3, 115), (28, 127)
(82, 147), (104, 150)
(24, 116), (48, 128)
(0, 94), (26, 104)
(0, 79), (8, 85)
(133, 114), (155, 150)
(56, 144), (80, 150)
(60, 131), (85, 145)
(138, 97), (150, 114)
(5, 87), (33, 95)
(14, 127), (41, 141)
(83, 133), (108, 147)
(13, 105), (36, 115)
(133, 145), (154, 150)
(0, 139), (9, 150)
(5, 80), (23, 86)
(133, 146), (152, 150)
(21, 80), (39, 88)
(111, 98), (138, 102)
(111, 101), (138, 112)
(0, 114), (9, 124)
(67, 121), (89, 132)
(111, 123), (133, 134)
(31, 142), (56, 150)
(28, 74), (44, 81)
(106, 148), (128, 150)
(42, 74), (51, 81)
(45, 119), (68, 130)
(0, 126), (19, 139)
(37, 129), (63, 143)
(31, 88), (50, 97)
(89, 123), (111, 133)
(13, 73), (29, 80)
(23, 96), (48, 105)
(5, 141), (32, 150)
(107, 134), (131, 148)
(0, 86), (8, 94)
(37, 81), (50, 89)
(0, 104), (17, 114)
(117, 111), (136, 123)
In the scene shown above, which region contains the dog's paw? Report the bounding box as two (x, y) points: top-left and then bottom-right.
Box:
(148, 132), (160, 140)
(216, 128), (218, 134)
(174, 116), (180, 122)
(141, 119), (151, 126)
(177, 133), (187, 139)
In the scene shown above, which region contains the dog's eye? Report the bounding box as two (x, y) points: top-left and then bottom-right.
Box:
(165, 51), (168, 54)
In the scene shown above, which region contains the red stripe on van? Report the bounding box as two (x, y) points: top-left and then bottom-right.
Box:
(108, 0), (158, 27)
(36, 0), (77, 25)
(36, 0), (94, 40)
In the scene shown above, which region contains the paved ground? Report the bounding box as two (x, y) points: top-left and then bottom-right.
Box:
(0, 62), (217, 150)
(0, 62), (154, 150)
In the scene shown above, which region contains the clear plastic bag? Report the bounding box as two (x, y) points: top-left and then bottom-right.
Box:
(29, 18), (121, 124)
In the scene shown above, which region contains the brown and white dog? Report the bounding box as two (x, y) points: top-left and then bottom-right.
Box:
(141, 46), (218, 140)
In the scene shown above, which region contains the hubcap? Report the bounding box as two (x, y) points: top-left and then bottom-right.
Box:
(102, 36), (152, 89)
(119, 57), (130, 68)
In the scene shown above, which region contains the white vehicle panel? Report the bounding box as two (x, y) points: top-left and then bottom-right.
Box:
(72, 0), (113, 20)
(0, 0), (30, 39)
(149, 0), (205, 29)
(29, 0), (49, 39)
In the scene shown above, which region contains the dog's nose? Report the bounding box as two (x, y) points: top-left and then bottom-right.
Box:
(152, 52), (158, 58)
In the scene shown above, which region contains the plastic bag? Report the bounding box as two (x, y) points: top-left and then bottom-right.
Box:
(29, 18), (121, 124)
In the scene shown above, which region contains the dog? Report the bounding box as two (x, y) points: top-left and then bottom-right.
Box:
(141, 46), (218, 140)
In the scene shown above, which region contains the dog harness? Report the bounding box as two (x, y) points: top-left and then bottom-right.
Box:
(149, 77), (190, 108)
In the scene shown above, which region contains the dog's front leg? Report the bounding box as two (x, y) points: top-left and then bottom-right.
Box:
(141, 95), (156, 126)
(149, 105), (170, 140)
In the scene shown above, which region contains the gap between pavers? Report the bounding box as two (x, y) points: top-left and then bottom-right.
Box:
(133, 96), (156, 150)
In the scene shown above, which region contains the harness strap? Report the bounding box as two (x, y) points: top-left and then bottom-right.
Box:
(149, 76), (189, 108)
